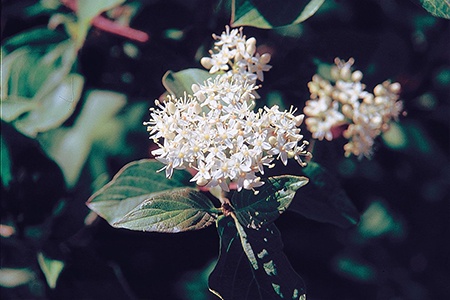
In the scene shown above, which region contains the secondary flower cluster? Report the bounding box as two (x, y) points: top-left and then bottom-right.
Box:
(145, 74), (309, 192)
(303, 58), (403, 158)
(200, 26), (272, 86)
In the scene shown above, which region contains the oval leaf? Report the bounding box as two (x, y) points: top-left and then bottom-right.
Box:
(209, 216), (306, 300)
(112, 188), (218, 232)
(231, 0), (325, 29)
(231, 175), (309, 229)
(162, 68), (213, 98)
(289, 162), (360, 228)
(87, 159), (217, 232)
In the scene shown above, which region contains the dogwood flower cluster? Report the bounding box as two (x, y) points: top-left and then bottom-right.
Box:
(304, 58), (403, 158)
(200, 26), (272, 86)
(145, 74), (309, 192)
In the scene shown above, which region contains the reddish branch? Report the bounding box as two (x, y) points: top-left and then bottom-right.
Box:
(60, 0), (149, 43)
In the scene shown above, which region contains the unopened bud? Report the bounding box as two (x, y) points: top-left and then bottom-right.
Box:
(260, 53), (271, 64)
(200, 57), (213, 69)
(351, 70), (363, 82)
(389, 82), (401, 94)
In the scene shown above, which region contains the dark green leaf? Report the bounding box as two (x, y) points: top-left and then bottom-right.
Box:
(231, 175), (308, 229)
(414, 0), (450, 19)
(289, 162), (360, 228)
(1, 136), (13, 187)
(209, 216), (306, 300)
(231, 0), (324, 29)
(87, 159), (218, 232)
(162, 68), (213, 98)
(112, 188), (217, 232)
(1, 28), (67, 54)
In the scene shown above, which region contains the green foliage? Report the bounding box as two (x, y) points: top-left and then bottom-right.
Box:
(38, 90), (126, 187)
(209, 216), (306, 300)
(162, 68), (213, 98)
(231, 0), (325, 28)
(87, 159), (218, 231)
(289, 161), (360, 228)
(37, 252), (65, 289)
(415, 0), (450, 19)
(75, 0), (126, 47)
(1, 29), (83, 138)
(0, 135), (13, 187)
(231, 175), (309, 229)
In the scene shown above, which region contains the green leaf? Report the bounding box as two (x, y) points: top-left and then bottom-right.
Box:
(77, 0), (125, 25)
(415, 0), (450, 19)
(76, 0), (126, 46)
(2, 39), (81, 137)
(1, 28), (67, 54)
(87, 159), (218, 232)
(39, 90), (126, 188)
(162, 68), (213, 98)
(289, 162), (360, 228)
(1, 136), (13, 187)
(37, 252), (65, 289)
(14, 73), (84, 137)
(231, 175), (309, 229)
(111, 187), (218, 232)
(231, 0), (325, 29)
(209, 216), (306, 300)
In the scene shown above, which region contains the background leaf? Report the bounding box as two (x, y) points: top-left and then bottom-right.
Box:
(289, 162), (360, 228)
(231, 0), (325, 29)
(1, 135), (13, 188)
(37, 252), (65, 289)
(209, 216), (306, 300)
(38, 90), (126, 187)
(231, 175), (309, 229)
(87, 159), (218, 232)
(162, 68), (213, 98)
(414, 0), (450, 19)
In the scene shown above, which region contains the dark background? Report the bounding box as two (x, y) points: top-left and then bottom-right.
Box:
(1, 0), (449, 299)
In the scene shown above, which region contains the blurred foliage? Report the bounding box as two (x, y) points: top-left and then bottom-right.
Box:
(1, 0), (449, 299)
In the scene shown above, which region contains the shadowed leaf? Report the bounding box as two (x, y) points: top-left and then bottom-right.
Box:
(209, 216), (306, 299)
(37, 252), (65, 289)
(162, 68), (213, 98)
(289, 162), (360, 228)
(231, 0), (324, 29)
(231, 175), (309, 229)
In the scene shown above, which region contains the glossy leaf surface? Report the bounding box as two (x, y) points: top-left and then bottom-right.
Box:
(87, 159), (217, 232)
(209, 216), (306, 299)
(231, 175), (309, 229)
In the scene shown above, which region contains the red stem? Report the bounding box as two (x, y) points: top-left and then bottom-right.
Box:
(60, 0), (149, 43)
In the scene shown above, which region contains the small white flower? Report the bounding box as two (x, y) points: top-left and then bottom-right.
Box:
(304, 58), (403, 158)
(145, 73), (309, 192)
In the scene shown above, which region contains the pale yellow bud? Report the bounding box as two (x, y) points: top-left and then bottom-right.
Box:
(200, 57), (213, 69)
(260, 53), (271, 64)
(351, 70), (363, 82)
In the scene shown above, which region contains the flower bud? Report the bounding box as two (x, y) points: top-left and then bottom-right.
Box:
(351, 70), (363, 82)
(200, 57), (213, 69)
(260, 53), (271, 64)
(246, 37), (257, 56)
(389, 82), (401, 94)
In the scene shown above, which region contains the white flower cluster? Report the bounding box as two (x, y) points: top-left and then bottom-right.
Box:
(304, 58), (403, 158)
(145, 74), (309, 192)
(200, 26), (272, 85)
